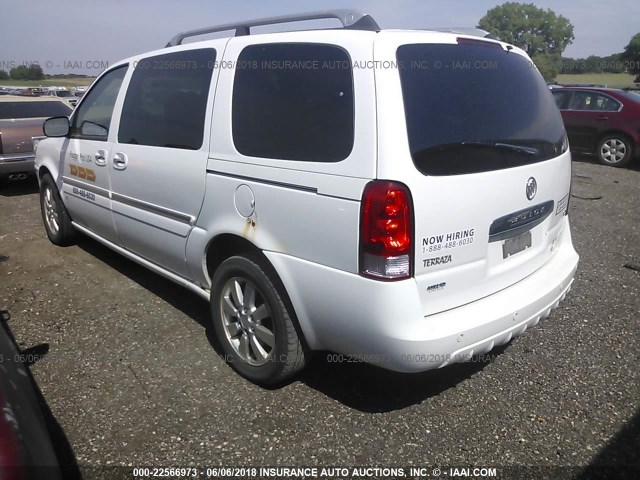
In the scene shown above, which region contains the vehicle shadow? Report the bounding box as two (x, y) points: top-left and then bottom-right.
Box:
(76, 237), (507, 412)
(576, 407), (640, 479)
(0, 176), (39, 196)
(76, 237), (213, 330)
(299, 347), (507, 412)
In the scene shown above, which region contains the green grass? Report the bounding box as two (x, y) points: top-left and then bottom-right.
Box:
(0, 77), (95, 88)
(555, 73), (637, 88)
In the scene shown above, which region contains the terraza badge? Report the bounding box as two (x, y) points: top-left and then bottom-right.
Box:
(423, 255), (453, 268)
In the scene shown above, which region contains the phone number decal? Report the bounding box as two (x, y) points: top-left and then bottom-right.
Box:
(72, 186), (96, 201)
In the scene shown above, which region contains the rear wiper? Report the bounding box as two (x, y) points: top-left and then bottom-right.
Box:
(461, 141), (539, 156)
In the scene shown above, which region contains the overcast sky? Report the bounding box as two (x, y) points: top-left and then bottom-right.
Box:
(1, 0), (638, 75)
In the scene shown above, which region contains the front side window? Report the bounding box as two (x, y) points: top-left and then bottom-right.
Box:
(71, 65), (127, 139)
(397, 43), (567, 175)
(232, 43), (354, 162)
(118, 49), (216, 150)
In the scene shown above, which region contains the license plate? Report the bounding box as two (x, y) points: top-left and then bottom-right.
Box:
(502, 230), (532, 259)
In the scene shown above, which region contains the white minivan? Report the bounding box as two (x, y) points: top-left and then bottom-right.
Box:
(35, 10), (579, 385)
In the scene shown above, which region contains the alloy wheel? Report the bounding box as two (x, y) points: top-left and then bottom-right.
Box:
(43, 186), (60, 234)
(600, 138), (627, 164)
(220, 277), (275, 366)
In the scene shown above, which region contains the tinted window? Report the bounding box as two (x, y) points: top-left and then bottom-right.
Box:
(552, 90), (572, 110)
(232, 43), (354, 162)
(118, 49), (216, 150)
(569, 91), (620, 111)
(0, 101), (72, 119)
(397, 43), (567, 176)
(71, 65), (127, 139)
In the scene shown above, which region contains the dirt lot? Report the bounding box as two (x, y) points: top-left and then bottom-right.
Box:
(0, 157), (639, 479)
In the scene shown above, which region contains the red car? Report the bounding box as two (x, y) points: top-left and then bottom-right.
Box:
(552, 87), (640, 167)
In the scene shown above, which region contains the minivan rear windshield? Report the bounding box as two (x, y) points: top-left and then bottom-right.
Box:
(397, 43), (567, 175)
(0, 101), (72, 119)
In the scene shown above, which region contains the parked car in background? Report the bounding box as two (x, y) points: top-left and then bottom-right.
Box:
(552, 87), (640, 167)
(0, 96), (72, 183)
(0, 311), (62, 479)
(45, 89), (78, 107)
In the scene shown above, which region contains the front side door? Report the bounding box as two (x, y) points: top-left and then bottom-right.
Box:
(109, 47), (221, 277)
(61, 65), (128, 243)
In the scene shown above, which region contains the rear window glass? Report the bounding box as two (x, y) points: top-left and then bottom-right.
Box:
(0, 101), (72, 119)
(620, 90), (640, 103)
(397, 43), (567, 175)
(232, 43), (354, 162)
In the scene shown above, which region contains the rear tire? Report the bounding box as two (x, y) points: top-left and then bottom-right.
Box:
(39, 174), (77, 246)
(210, 254), (306, 386)
(597, 134), (633, 167)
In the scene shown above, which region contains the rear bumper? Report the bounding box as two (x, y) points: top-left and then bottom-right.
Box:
(266, 217), (579, 373)
(0, 154), (35, 175)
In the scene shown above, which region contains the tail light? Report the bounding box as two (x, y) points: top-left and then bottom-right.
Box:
(359, 181), (413, 280)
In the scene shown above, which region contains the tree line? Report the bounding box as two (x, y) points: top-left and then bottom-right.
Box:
(0, 64), (45, 81)
(479, 2), (640, 81)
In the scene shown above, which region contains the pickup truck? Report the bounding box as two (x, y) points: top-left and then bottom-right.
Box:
(0, 96), (72, 182)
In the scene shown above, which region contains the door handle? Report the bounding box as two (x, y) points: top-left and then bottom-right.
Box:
(596, 116), (609, 121)
(95, 149), (107, 166)
(113, 152), (128, 170)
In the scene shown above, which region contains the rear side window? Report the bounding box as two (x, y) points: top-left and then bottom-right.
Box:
(568, 91), (621, 112)
(232, 43), (354, 162)
(118, 49), (216, 150)
(0, 101), (72, 119)
(397, 43), (567, 176)
(552, 90), (572, 110)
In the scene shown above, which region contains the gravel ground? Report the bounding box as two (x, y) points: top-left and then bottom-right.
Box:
(0, 157), (638, 480)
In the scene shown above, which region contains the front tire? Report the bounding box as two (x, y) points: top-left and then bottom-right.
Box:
(597, 134), (633, 167)
(210, 255), (306, 385)
(39, 174), (77, 246)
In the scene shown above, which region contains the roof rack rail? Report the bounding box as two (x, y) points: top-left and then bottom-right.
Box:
(429, 27), (496, 39)
(166, 9), (380, 47)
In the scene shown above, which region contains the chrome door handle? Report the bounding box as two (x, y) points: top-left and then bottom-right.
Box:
(113, 152), (128, 170)
(95, 149), (107, 166)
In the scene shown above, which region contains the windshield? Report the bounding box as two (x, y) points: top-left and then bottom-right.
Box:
(0, 101), (72, 119)
(56, 91), (74, 97)
(397, 42), (567, 175)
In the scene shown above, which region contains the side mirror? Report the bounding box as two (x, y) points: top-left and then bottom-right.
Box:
(43, 116), (70, 137)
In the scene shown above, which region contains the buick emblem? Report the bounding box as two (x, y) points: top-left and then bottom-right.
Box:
(526, 177), (537, 201)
